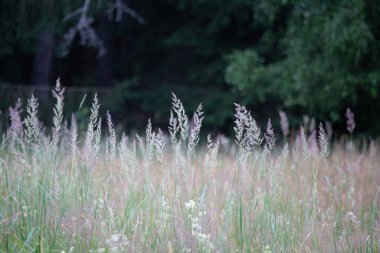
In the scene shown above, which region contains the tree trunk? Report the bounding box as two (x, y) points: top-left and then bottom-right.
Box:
(31, 29), (54, 101)
(32, 29), (54, 86)
(96, 15), (114, 87)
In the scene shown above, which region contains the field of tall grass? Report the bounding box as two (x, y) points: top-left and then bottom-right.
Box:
(0, 81), (379, 252)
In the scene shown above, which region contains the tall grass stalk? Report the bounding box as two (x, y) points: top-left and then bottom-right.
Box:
(0, 83), (379, 252)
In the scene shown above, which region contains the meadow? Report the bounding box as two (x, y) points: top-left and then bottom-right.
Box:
(0, 81), (379, 252)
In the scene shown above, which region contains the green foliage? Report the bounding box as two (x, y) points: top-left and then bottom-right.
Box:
(1, 0), (380, 135)
(0, 1), (68, 54)
(225, 0), (380, 132)
(101, 0), (265, 132)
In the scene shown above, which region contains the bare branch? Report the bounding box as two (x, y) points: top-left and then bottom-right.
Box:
(62, 8), (83, 23)
(60, 0), (145, 57)
(106, 0), (146, 24)
(61, 0), (105, 57)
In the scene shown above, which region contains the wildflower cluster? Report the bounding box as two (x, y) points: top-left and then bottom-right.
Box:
(185, 199), (214, 252)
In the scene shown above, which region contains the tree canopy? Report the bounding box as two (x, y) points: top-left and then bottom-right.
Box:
(226, 0), (380, 135)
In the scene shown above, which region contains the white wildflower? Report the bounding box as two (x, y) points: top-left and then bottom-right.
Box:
(185, 199), (214, 252)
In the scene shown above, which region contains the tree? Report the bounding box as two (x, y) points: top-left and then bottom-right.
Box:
(225, 0), (380, 134)
(0, 0), (144, 87)
(110, 0), (261, 130)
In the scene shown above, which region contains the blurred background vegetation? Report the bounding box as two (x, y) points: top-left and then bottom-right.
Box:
(0, 0), (379, 136)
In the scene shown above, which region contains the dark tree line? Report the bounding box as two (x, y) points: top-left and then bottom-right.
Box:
(0, 0), (380, 136)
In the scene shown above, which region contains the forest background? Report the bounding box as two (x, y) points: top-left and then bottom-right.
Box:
(0, 0), (379, 137)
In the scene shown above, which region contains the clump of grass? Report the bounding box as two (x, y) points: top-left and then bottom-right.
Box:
(0, 80), (379, 252)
